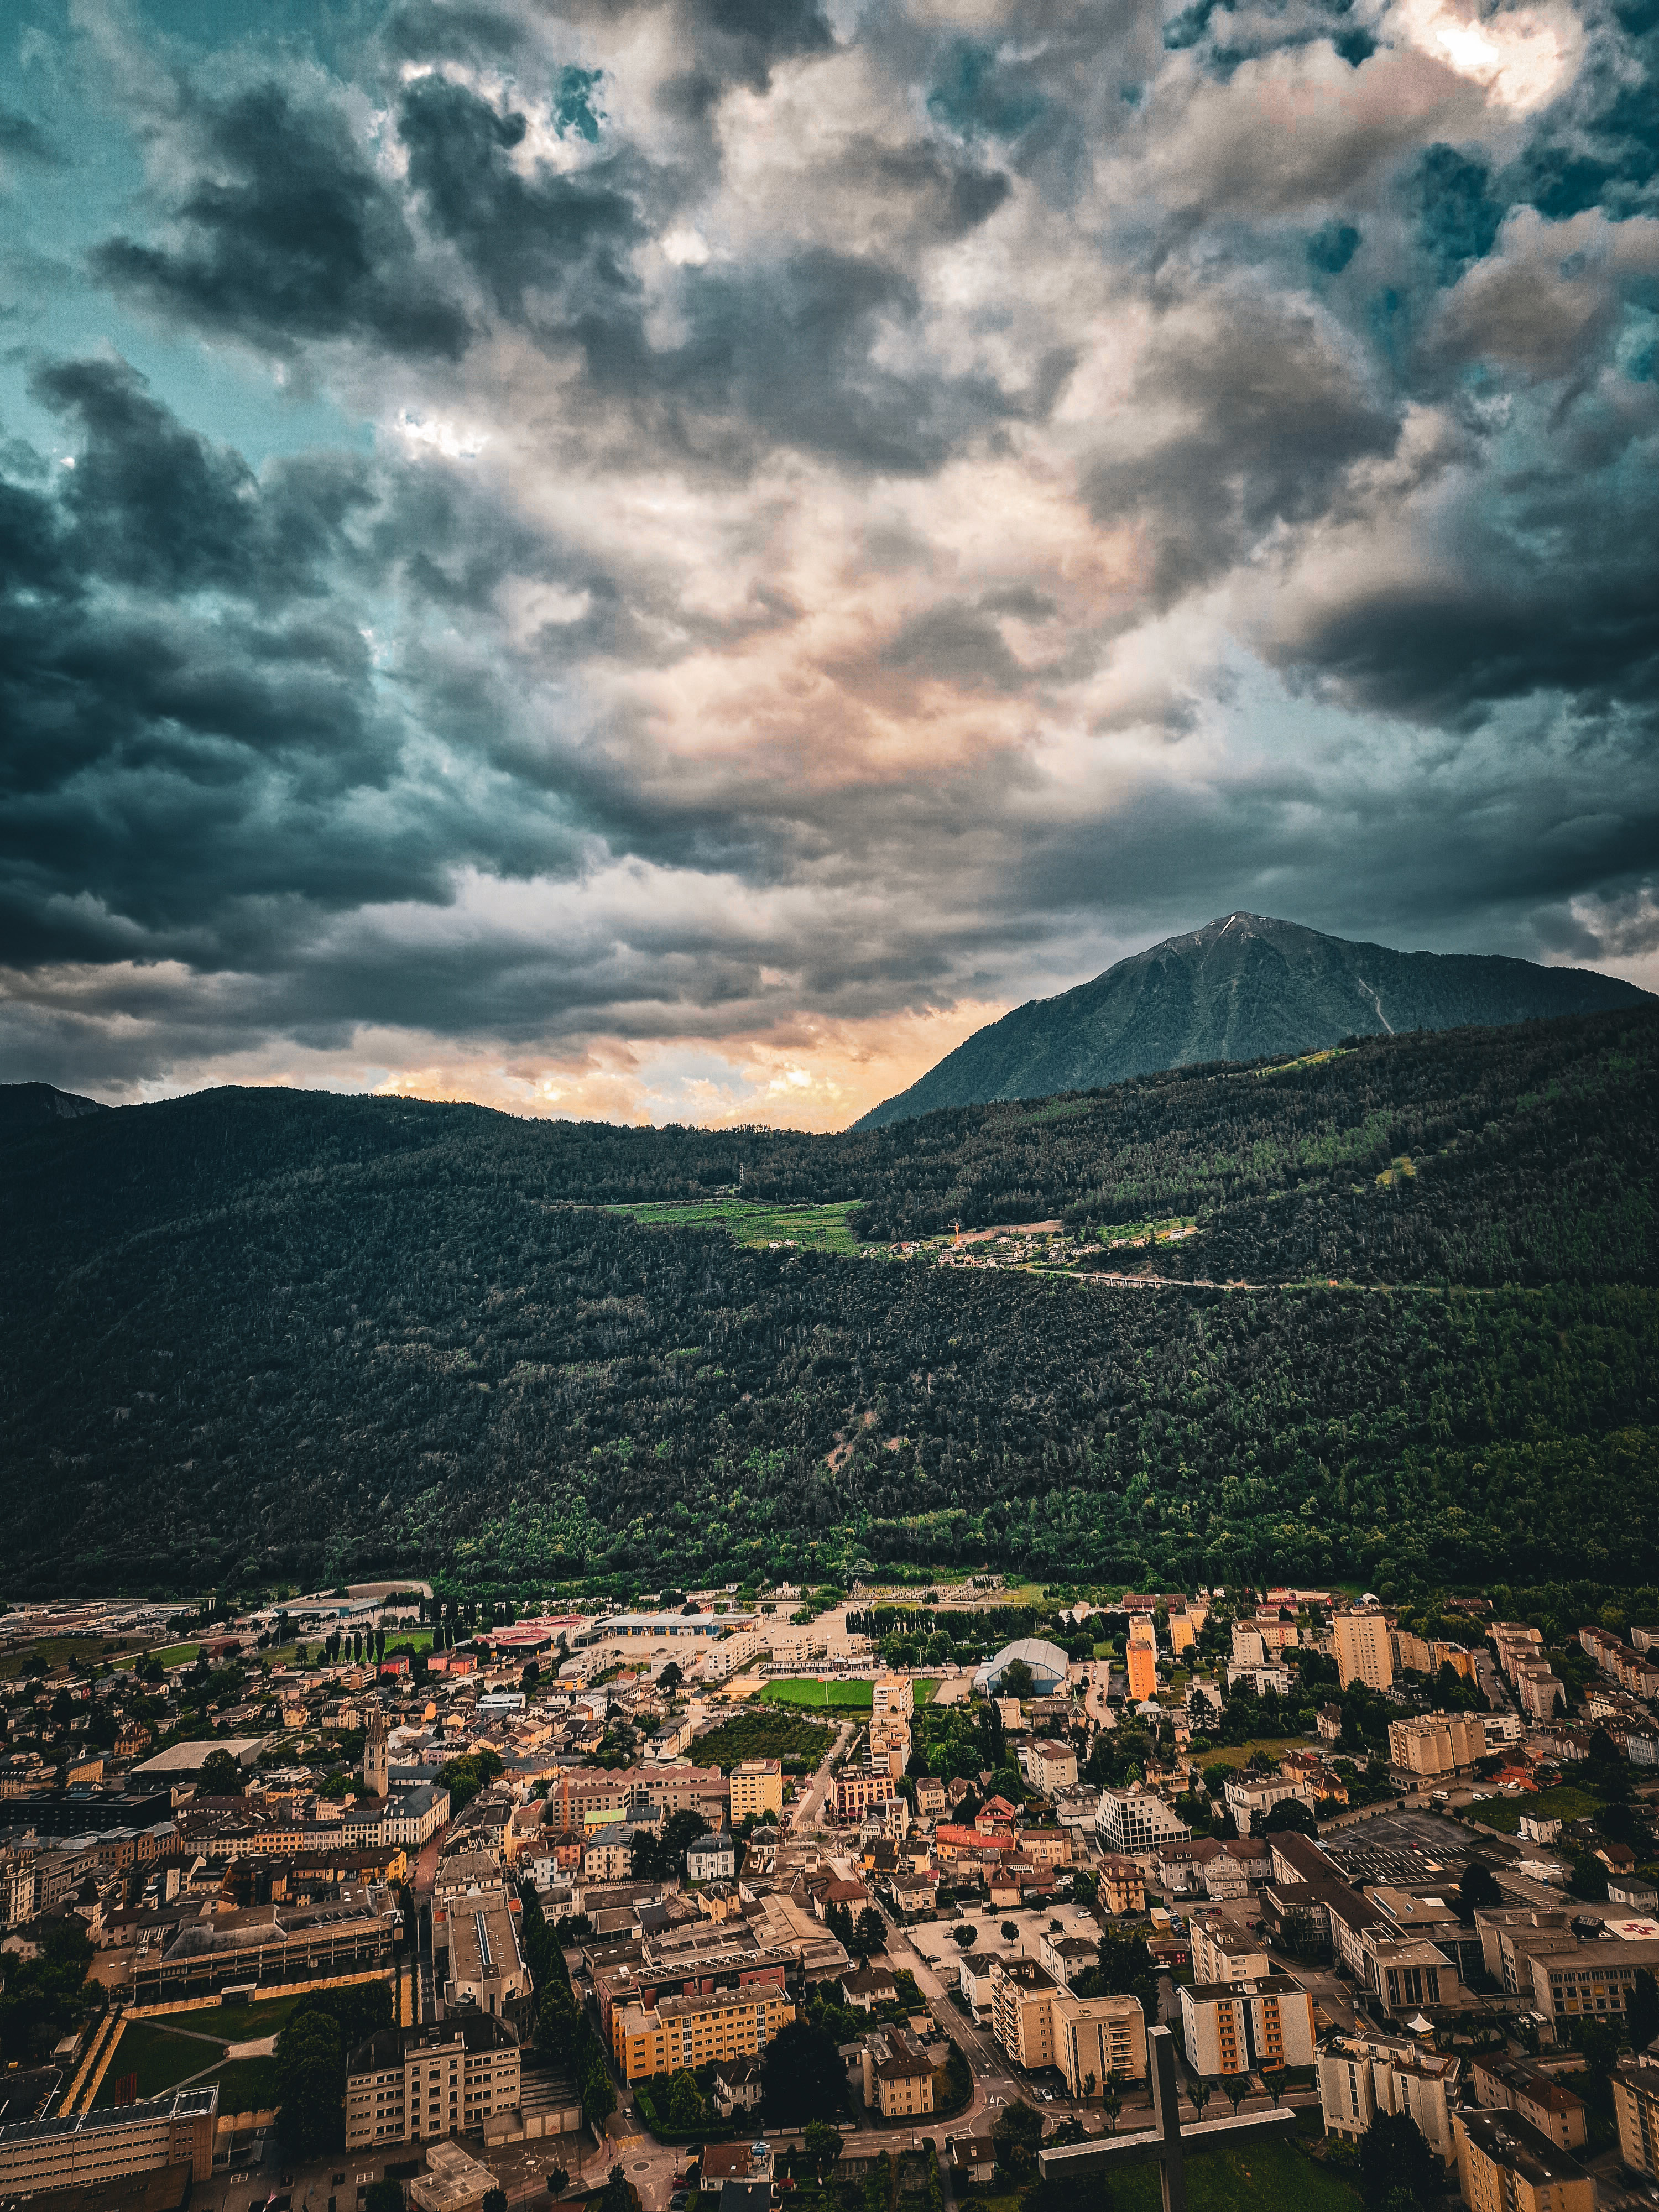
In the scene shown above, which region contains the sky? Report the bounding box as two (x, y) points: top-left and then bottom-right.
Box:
(1, 0), (1656, 1130)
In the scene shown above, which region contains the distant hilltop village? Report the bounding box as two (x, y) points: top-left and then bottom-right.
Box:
(2, 1576), (1658, 2208)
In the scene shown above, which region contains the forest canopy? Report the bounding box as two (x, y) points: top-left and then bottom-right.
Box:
(1, 1008), (1653, 1596)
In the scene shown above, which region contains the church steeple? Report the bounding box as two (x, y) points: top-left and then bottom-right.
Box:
(363, 1703), (389, 1797)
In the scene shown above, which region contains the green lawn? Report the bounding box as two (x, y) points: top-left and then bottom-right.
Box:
(93, 2018), (228, 2105)
(205, 2057), (280, 2113)
(1110, 2138), (1360, 2209)
(1193, 1739), (1314, 1771)
(111, 1641), (201, 1671)
(178, 1992), (307, 2037)
(1467, 1782), (1603, 1835)
(608, 1197), (865, 1256)
(761, 1678), (874, 1710)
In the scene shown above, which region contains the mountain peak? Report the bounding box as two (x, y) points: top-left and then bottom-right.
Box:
(852, 916), (1652, 1129)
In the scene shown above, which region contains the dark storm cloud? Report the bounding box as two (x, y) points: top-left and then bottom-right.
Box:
(398, 75), (642, 324)
(0, 108), (64, 165)
(93, 80), (472, 358)
(1084, 298), (1398, 603)
(6, 0), (1659, 1117)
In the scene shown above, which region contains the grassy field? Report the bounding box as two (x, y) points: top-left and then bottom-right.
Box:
(1110, 2138), (1360, 2209)
(608, 1197), (864, 1256)
(179, 1993), (307, 2037)
(761, 1678), (874, 1710)
(205, 2057), (280, 2112)
(112, 1641), (201, 1671)
(1467, 1783), (1603, 1835)
(0, 1634), (152, 1679)
(93, 2018), (227, 2105)
(1194, 1738), (1317, 1771)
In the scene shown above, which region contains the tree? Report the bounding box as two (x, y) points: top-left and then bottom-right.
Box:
(950, 1924), (978, 1948)
(1458, 1861), (1501, 1916)
(364, 2187), (404, 2212)
(582, 2053), (618, 2131)
(275, 2011), (345, 2156)
(992, 2101), (1043, 2184)
(1254, 1798), (1317, 1838)
(1629, 1968), (1659, 2054)
(1104, 2068), (1123, 2134)
(763, 2018), (846, 2127)
(855, 1905), (888, 1956)
(660, 1661), (684, 1694)
(1000, 1921), (1020, 1942)
(1568, 1854), (1609, 1902)
(1357, 2111), (1439, 2210)
(199, 1747), (244, 1797)
(482, 2193), (509, 2212)
(802, 2122), (844, 2180)
(547, 2171), (569, 2202)
(598, 2168), (640, 2212)
(668, 2070), (706, 2129)
(1001, 1659), (1035, 1700)
(1222, 2073), (1249, 2118)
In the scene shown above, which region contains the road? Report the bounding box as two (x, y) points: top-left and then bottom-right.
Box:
(789, 1719), (855, 1832)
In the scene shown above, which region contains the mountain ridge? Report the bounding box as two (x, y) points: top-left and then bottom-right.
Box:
(0, 1081), (109, 1138)
(852, 912), (1652, 1129)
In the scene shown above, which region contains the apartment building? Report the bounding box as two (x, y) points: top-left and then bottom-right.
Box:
(1317, 2033), (1459, 2163)
(1179, 1977), (1316, 2078)
(987, 1959), (1146, 2095)
(0, 1849), (35, 1928)
(1492, 1623), (1545, 1679)
(834, 1768), (896, 1821)
(1095, 1787), (1191, 1856)
(1096, 1854), (1145, 1916)
(1387, 1712), (1486, 1778)
(1188, 1917), (1270, 1985)
(1230, 1624), (1266, 1668)
(1470, 2058), (1588, 2152)
(1614, 2062), (1659, 2183)
(1026, 1741), (1079, 1794)
(0, 2086), (218, 2195)
(345, 2016), (521, 2148)
(1452, 2108), (1594, 2212)
(1222, 1775), (1316, 1833)
(860, 2026), (933, 2118)
(1125, 1644), (1158, 1703)
(1516, 1665), (1566, 1722)
(1333, 1612), (1394, 1692)
(615, 1984), (795, 2083)
(873, 1677), (915, 1719)
(731, 1761), (784, 1822)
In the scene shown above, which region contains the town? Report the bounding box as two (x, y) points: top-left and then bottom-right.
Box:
(2, 1578), (1657, 2212)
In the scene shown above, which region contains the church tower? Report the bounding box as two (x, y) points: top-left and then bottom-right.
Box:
(363, 1704), (389, 1798)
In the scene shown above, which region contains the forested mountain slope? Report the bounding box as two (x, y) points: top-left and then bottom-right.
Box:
(854, 912), (1652, 1128)
(0, 1009), (1655, 1595)
(16, 1008), (1648, 1288)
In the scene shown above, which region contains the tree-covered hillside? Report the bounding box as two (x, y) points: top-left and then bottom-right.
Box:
(13, 1006), (1650, 1284)
(1, 1043), (1655, 1594)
